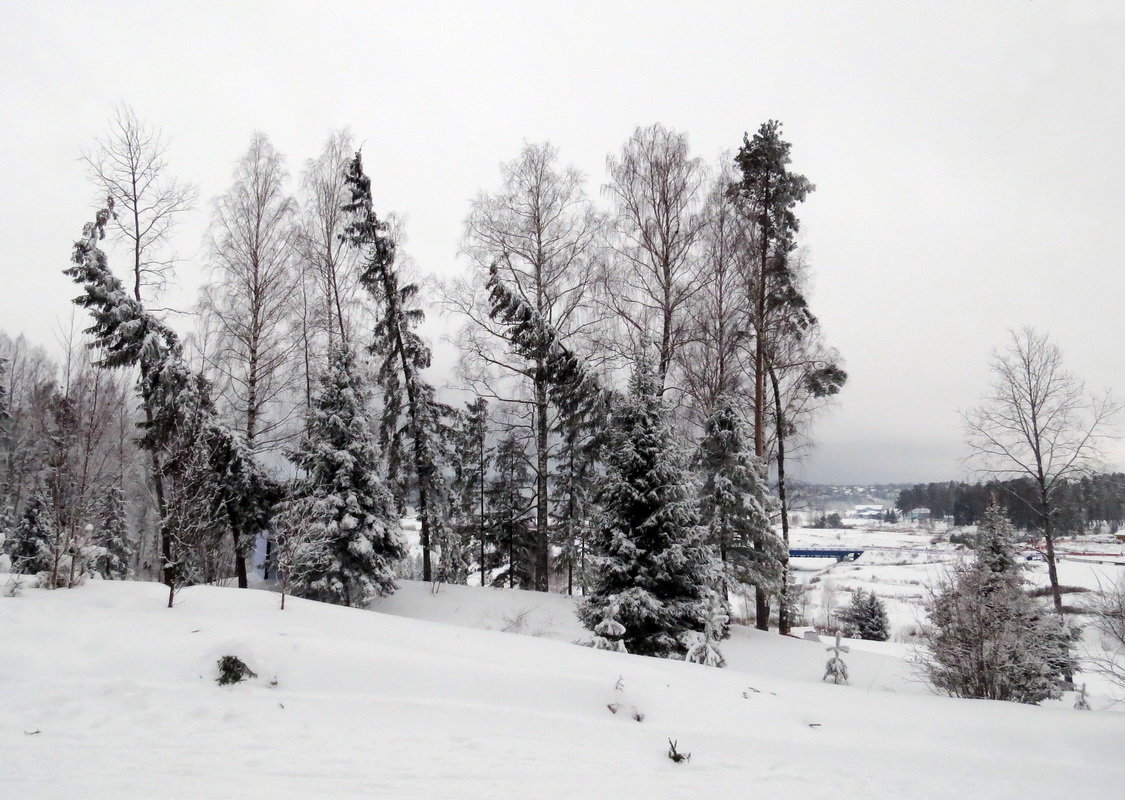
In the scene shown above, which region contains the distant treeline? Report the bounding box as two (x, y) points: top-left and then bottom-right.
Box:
(895, 474), (1125, 533)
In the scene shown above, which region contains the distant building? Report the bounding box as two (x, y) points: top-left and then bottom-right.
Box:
(853, 504), (886, 519)
(905, 507), (931, 522)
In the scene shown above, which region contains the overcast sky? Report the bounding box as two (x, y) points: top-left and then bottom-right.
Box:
(2, 1), (1123, 484)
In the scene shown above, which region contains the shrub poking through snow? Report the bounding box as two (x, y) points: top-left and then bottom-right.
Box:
(667, 739), (690, 763)
(823, 632), (849, 685)
(216, 655), (257, 686)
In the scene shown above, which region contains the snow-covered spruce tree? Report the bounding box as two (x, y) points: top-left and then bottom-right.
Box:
(4, 489), (53, 575)
(697, 398), (781, 599)
(342, 153), (458, 584)
(552, 421), (600, 596)
(93, 484), (132, 579)
(450, 397), (493, 586)
(921, 503), (1079, 703)
(487, 433), (536, 589)
(835, 589), (890, 641)
(579, 354), (725, 659)
(287, 344), (403, 606)
(65, 202), (276, 603)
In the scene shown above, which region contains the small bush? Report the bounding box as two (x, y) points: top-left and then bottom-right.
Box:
(216, 655), (257, 686)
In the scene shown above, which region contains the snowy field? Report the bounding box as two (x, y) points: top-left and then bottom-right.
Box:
(2, 551), (1124, 798)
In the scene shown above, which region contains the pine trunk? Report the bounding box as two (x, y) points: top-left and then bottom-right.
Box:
(769, 364), (791, 635)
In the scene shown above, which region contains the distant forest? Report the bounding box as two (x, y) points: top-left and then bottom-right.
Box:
(895, 474), (1125, 533)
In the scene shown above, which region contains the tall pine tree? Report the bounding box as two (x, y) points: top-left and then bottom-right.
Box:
(580, 354), (724, 659)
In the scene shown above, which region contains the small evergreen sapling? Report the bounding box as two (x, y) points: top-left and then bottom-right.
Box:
(823, 632), (849, 685)
(93, 485), (132, 580)
(286, 344), (404, 607)
(685, 594), (729, 668)
(4, 491), (53, 576)
(591, 602), (628, 653)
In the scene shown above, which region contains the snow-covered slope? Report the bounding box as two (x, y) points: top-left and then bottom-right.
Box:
(1, 580), (1122, 799)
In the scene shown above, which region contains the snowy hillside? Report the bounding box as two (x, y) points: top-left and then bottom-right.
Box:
(2, 579), (1123, 799)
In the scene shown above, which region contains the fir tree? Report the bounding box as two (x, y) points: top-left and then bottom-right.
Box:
(551, 420), (600, 595)
(487, 433), (535, 589)
(835, 589), (890, 642)
(921, 504), (1079, 703)
(287, 344), (403, 606)
(65, 202), (277, 602)
(579, 355), (725, 659)
(450, 398), (492, 586)
(342, 153), (455, 584)
(5, 490), (53, 575)
(94, 484), (132, 580)
(697, 398), (781, 595)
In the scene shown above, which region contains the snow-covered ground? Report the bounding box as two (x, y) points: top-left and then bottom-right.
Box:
(2, 565), (1123, 798)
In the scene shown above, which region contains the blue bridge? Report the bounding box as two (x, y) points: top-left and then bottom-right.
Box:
(788, 548), (864, 562)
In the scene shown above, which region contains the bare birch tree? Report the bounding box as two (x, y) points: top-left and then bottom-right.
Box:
(199, 133), (300, 586)
(965, 327), (1119, 615)
(602, 123), (708, 392)
(451, 142), (602, 591)
(294, 130), (367, 413)
(84, 105), (195, 592)
(201, 132), (301, 455)
(680, 168), (752, 424)
(84, 103), (197, 301)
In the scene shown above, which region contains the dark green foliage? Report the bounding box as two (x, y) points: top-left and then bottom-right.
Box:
(487, 434), (535, 589)
(835, 589), (890, 642)
(922, 505), (1079, 703)
(729, 120), (815, 257)
(697, 399), (779, 589)
(551, 421), (600, 595)
(65, 202), (277, 594)
(94, 484), (132, 580)
(579, 356), (724, 659)
(450, 398), (492, 585)
(216, 655), (257, 686)
(287, 344), (403, 606)
(484, 263), (611, 431)
(342, 153), (456, 584)
(897, 474), (1125, 533)
(4, 490), (53, 574)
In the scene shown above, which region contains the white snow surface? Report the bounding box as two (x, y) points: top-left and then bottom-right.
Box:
(2, 575), (1123, 798)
